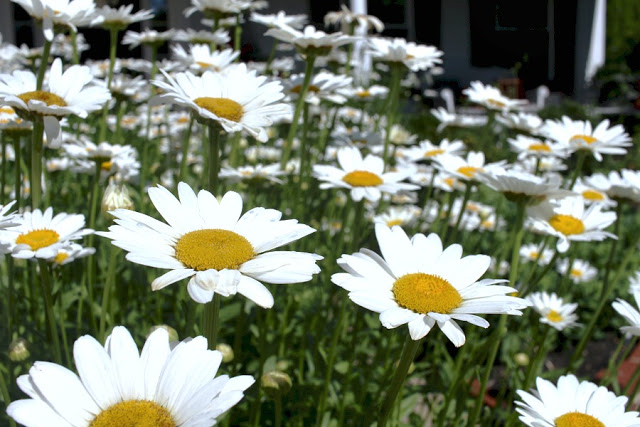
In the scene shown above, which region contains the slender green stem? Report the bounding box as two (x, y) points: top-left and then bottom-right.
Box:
(112, 100), (126, 143)
(140, 46), (159, 192)
(601, 336), (635, 387)
(520, 250), (559, 298)
(203, 294), (221, 350)
(274, 396), (282, 427)
(99, 246), (119, 341)
(436, 345), (467, 426)
(624, 367), (640, 408)
(84, 162), (101, 334)
(298, 103), (310, 195)
(30, 117), (44, 209)
(207, 122), (221, 194)
(1, 134), (6, 204)
(568, 151), (586, 189)
(523, 327), (552, 390)
(38, 259), (62, 364)
(178, 116), (195, 182)
(13, 135), (21, 210)
(468, 201), (527, 427)
(36, 38), (52, 90)
(568, 217), (636, 372)
(264, 40), (279, 75)
(97, 28), (119, 143)
(381, 64), (403, 169)
(378, 336), (421, 426)
(0, 367), (17, 427)
(281, 55), (316, 168)
(233, 15), (242, 59)
(70, 29), (79, 64)
(447, 182), (473, 244)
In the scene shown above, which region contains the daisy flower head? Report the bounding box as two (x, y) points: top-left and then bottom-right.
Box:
(0, 106), (32, 136)
(368, 37), (443, 72)
(48, 242), (95, 266)
(526, 291), (580, 331)
(515, 374), (640, 426)
(283, 70), (352, 105)
(556, 258), (597, 284)
(173, 28), (231, 46)
(91, 3), (154, 31)
(265, 24), (355, 57)
(573, 178), (616, 208)
(312, 146), (419, 202)
(337, 84), (389, 102)
(431, 107), (488, 133)
(12, 0), (97, 41)
(0, 200), (19, 230)
(171, 44), (239, 73)
(595, 170), (640, 203)
(373, 205), (422, 229)
(250, 10), (307, 29)
(508, 135), (568, 161)
(462, 81), (528, 112)
(519, 243), (555, 266)
(98, 182), (322, 307)
(0, 207), (92, 260)
(540, 116), (632, 161)
(219, 163), (286, 185)
(152, 63), (291, 142)
(324, 4), (384, 33)
(527, 197), (616, 253)
(612, 282), (640, 337)
(122, 28), (175, 49)
(477, 167), (575, 205)
(434, 151), (506, 183)
(332, 224), (529, 346)
(7, 326), (254, 426)
(0, 58), (111, 145)
(403, 138), (466, 163)
(495, 111), (543, 134)
(185, 0), (253, 18)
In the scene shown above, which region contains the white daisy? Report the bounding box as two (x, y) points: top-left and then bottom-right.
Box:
(98, 182), (322, 307)
(332, 224), (529, 346)
(12, 0), (97, 41)
(431, 107), (487, 133)
(527, 197), (617, 253)
(312, 146), (419, 202)
(612, 297), (640, 337)
(463, 81), (528, 112)
(572, 178), (617, 208)
(91, 3), (154, 30)
(171, 44), (239, 73)
(122, 29), (175, 49)
(336, 85), (389, 102)
(0, 200), (19, 230)
(368, 37), (443, 72)
(219, 163), (286, 184)
(556, 258), (598, 284)
(519, 243), (554, 266)
(185, 0), (253, 17)
(48, 242), (95, 266)
(373, 205), (422, 228)
(264, 24), (355, 57)
(477, 168), (575, 205)
(7, 326), (254, 426)
(0, 58), (111, 145)
(526, 291), (580, 331)
(495, 111), (543, 134)
(250, 10), (307, 29)
(402, 138), (466, 163)
(515, 374), (640, 426)
(540, 116), (632, 161)
(0, 207), (92, 260)
(508, 134), (568, 161)
(324, 4), (384, 33)
(283, 71), (352, 105)
(434, 151), (506, 182)
(173, 28), (231, 46)
(152, 63), (291, 142)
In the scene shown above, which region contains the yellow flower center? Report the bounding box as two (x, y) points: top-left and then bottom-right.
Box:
(291, 84), (321, 94)
(195, 61), (217, 69)
(176, 116), (190, 124)
(122, 117), (137, 125)
(486, 98), (505, 108)
(101, 161), (113, 171)
(424, 149), (445, 157)
(356, 90), (371, 98)
(570, 134), (598, 144)
(342, 170), (383, 187)
(530, 251), (540, 259)
(54, 252), (69, 264)
(16, 229), (60, 250)
(392, 273), (462, 314)
(554, 412), (604, 427)
(582, 190), (604, 201)
(18, 90), (67, 107)
(548, 214), (585, 236)
(0, 107), (15, 114)
(528, 143), (551, 152)
(193, 97), (243, 122)
(90, 400), (176, 427)
(443, 178), (455, 187)
(386, 219), (403, 227)
(457, 166), (482, 178)
(174, 229), (255, 271)
(570, 268), (583, 277)
(546, 310), (563, 323)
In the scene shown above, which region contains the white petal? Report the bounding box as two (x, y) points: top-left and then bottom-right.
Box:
(237, 275), (274, 308)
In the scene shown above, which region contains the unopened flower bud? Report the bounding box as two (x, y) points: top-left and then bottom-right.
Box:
(102, 182), (133, 219)
(261, 371), (292, 399)
(515, 352), (530, 366)
(147, 324), (179, 342)
(216, 343), (234, 363)
(9, 338), (30, 362)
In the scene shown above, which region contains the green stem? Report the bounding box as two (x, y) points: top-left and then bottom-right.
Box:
(30, 117), (44, 209)
(233, 15), (242, 59)
(1, 134), (6, 204)
(178, 116), (194, 182)
(207, 122), (221, 193)
(99, 246), (119, 341)
(298, 103), (310, 196)
(281, 55), (316, 168)
(468, 201), (527, 427)
(70, 29), (79, 64)
(274, 396), (282, 427)
(264, 40), (279, 75)
(624, 367), (640, 408)
(568, 151), (586, 189)
(381, 64), (403, 169)
(203, 294), (221, 350)
(522, 327), (551, 390)
(378, 336), (421, 426)
(107, 28), (118, 89)
(0, 367), (17, 427)
(447, 182), (473, 245)
(38, 259), (62, 364)
(13, 136), (21, 210)
(601, 336), (635, 387)
(567, 215), (634, 372)
(36, 38), (52, 90)
(112, 100), (126, 143)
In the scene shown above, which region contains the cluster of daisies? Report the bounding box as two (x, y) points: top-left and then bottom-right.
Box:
(1, 0), (640, 425)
